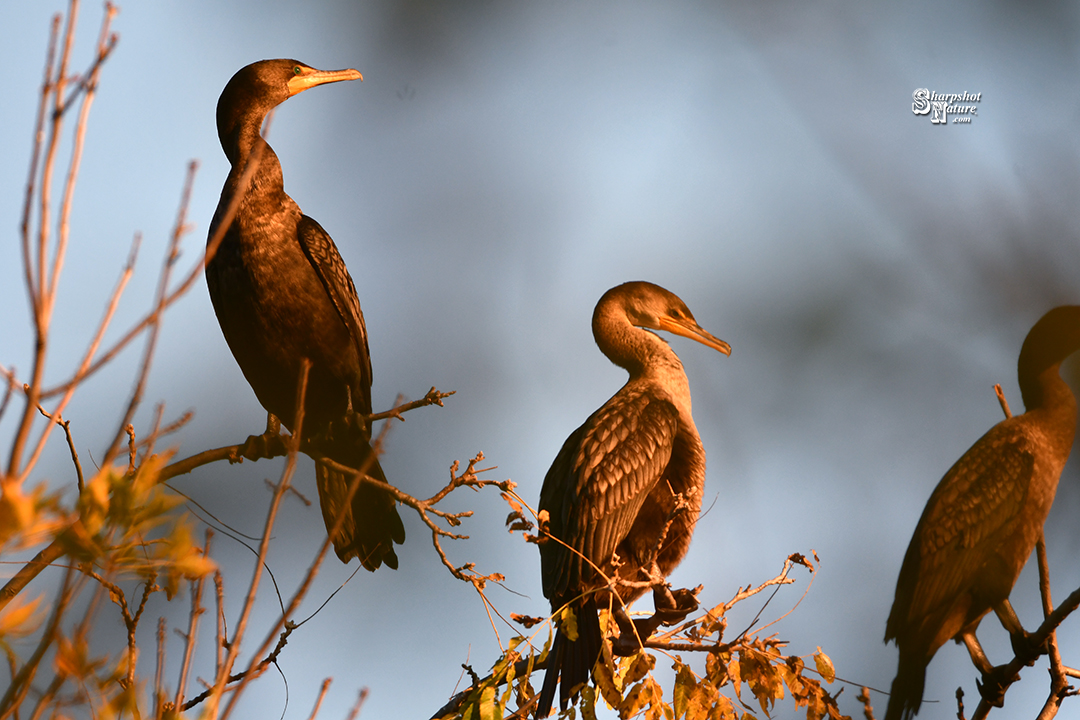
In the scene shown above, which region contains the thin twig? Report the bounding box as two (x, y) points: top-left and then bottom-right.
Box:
(367, 387), (455, 423)
(1035, 534), (1074, 719)
(858, 686), (877, 720)
(175, 529), (212, 710)
(34, 404), (84, 490)
(19, 14), (59, 310)
(138, 410), (194, 450)
(10, 0), (118, 483)
(18, 230), (140, 484)
(218, 412), (388, 718)
(205, 360), (310, 719)
(102, 162), (198, 469)
(154, 616), (167, 720)
(994, 383), (1012, 420)
(0, 541), (66, 614)
(7, 4), (65, 480)
(345, 688), (369, 720)
(214, 570), (225, 678)
(306, 679), (332, 720)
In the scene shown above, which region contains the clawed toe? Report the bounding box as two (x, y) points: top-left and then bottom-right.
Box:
(1010, 631), (1048, 666)
(237, 429), (289, 462)
(976, 665), (1020, 708)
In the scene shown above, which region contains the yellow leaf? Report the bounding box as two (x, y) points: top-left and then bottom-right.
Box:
(559, 606), (579, 642)
(813, 648), (835, 684)
(580, 685), (598, 720)
(0, 483), (35, 539)
(133, 452), (166, 499)
(728, 657), (741, 698)
(0, 593), (46, 637)
(54, 635), (89, 677)
(672, 660), (695, 719)
(623, 652), (655, 686)
(79, 470), (112, 535)
(501, 492), (522, 514)
(594, 651), (623, 709)
(619, 682), (647, 719)
(711, 695), (735, 720)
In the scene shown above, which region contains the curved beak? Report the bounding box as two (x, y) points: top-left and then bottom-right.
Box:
(287, 67), (363, 97)
(656, 316), (732, 356)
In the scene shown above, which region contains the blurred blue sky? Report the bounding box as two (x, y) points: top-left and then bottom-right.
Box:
(2, 1), (1080, 718)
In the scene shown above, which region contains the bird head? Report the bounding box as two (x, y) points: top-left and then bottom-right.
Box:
(224, 58), (362, 105)
(597, 281), (732, 356)
(216, 59), (362, 160)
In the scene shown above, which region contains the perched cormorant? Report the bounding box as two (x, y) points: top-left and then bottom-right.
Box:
(884, 306), (1080, 720)
(536, 282), (730, 717)
(205, 59), (404, 571)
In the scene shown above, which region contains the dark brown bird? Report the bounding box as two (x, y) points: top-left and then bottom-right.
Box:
(536, 282), (730, 717)
(205, 59), (404, 570)
(884, 305), (1080, 720)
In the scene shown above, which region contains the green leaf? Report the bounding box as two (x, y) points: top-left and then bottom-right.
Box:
(478, 685), (500, 720)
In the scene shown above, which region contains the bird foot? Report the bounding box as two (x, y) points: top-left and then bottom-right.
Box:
(235, 428), (289, 462)
(652, 584), (702, 626)
(345, 409), (369, 437)
(611, 616), (660, 656)
(976, 664), (1020, 708)
(610, 585), (703, 656)
(1010, 630), (1048, 667)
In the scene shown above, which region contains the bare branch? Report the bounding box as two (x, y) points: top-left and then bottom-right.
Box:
(8, 0), (118, 482)
(368, 387), (455, 423)
(0, 541), (66, 615)
(156, 387), (451, 483)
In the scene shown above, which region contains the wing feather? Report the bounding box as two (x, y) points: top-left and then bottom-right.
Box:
(296, 214), (373, 416)
(539, 389), (679, 601)
(887, 420), (1036, 643)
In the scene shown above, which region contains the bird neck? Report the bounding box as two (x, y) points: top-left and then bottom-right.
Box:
(216, 91), (287, 190)
(593, 311), (693, 414)
(1021, 364), (1078, 453)
(215, 112), (290, 227)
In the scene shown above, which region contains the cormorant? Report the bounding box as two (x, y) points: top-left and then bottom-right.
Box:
(205, 59), (404, 571)
(884, 305), (1080, 720)
(536, 282), (730, 717)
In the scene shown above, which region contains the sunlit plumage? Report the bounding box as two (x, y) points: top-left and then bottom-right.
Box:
(884, 306), (1080, 720)
(205, 59), (404, 571)
(536, 281), (730, 717)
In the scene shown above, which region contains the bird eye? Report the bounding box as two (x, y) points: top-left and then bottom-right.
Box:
(293, 66), (302, 75)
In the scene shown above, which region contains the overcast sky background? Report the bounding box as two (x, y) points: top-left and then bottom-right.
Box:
(2, 1), (1080, 718)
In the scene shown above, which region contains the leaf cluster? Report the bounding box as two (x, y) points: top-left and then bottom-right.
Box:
(437, 539), (849, 720)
